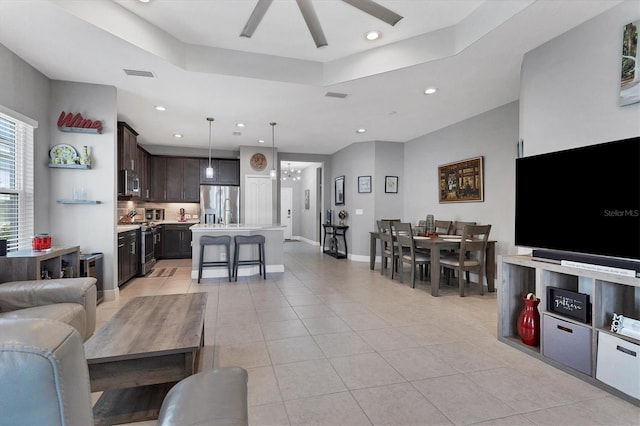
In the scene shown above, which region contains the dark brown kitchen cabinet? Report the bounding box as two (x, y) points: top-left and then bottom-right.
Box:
(117, 122), (138, 172)
(199, 158), (240, 186)
(137, 146), (150, 200)
(165, 157), (199, 202)
(117, 230), (139, 286)
(162, 224), (192, 258)
(150, 156), (167, 201)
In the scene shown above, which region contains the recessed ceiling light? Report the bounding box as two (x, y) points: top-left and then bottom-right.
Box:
(356, 128), (366, 134)
(139, 0), (151, 3)
(258, 139), (265, 144)
(365, 31), (381, 41)
(173, 133), (183, 138)
(424, 87), (438, 95)
(236, 122), (245, 128)
(154, 105), (166, 111)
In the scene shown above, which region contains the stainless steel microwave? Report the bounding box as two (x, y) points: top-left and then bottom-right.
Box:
(119, 170), (140, 197)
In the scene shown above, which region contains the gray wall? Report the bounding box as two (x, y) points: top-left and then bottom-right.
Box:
(520, 0), (640, 154)
(404, 102), (519, 260)
(49, 81), (118, 293)
(374, 141), (405, 225)
(0, 44), (51, 233)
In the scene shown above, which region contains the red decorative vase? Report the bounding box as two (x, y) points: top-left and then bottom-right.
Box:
(517, 295), (540, 346)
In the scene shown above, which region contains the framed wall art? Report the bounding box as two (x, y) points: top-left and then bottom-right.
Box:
(385, 176), (398, 193)
(620, 20), (639, 106)
(335, 176), (345, 205)
(304, 189), (310, 209)
(358, 175), (371, 193)
(438, 156), (484, 203)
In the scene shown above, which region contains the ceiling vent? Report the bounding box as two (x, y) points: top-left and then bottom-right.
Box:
(123, 69), (155, 78)
(325, 92), (348, 99)
(232, 131), (242, 136)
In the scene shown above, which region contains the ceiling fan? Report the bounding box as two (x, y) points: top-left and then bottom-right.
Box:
(240, 0), (403, 48)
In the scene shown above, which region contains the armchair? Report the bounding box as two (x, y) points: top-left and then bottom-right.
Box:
(0, 319), (249, 426)
(0, 277), (97, 340)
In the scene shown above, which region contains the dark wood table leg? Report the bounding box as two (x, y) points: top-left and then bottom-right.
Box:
(430, 247), (441, 297)
(369, 233), (376, 270)
(486, 241), (496, 292)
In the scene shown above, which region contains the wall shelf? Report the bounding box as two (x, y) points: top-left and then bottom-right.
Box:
(57, 199), (101, 204)
(58, 126), (101, 134)
(49, 163), (91, 169)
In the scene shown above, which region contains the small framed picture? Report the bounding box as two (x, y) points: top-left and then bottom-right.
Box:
(304, 189), (310, 209)
(385, 176), (398, 193)
(335, 175), (345, 205)
(358, 176), (371, 193)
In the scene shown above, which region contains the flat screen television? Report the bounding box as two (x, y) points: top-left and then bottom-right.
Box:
(515, 136), (640, 272)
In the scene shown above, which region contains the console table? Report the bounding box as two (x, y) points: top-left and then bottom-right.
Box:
(322, 225), (348, 259)
(0, 246), (80, 282)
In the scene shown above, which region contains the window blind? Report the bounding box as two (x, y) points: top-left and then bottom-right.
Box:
(0, 112), (34, 251)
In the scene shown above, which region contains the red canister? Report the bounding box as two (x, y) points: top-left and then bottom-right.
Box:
(32, 234), (52, 251)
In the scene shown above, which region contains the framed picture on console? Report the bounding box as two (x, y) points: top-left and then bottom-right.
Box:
(335, 176), (345, 205)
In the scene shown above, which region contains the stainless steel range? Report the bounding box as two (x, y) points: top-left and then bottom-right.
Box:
(138, 222), (157, 276)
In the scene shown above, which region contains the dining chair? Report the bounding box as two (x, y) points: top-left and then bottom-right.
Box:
(439, 224), (492, 296)
(434, 220), (453, 235)
(376, 220), (398, 279)
(393, 222), (430, 288)
(447, 220), (477, 282)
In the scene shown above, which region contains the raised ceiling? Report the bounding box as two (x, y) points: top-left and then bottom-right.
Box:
(0, 0), (622, 154)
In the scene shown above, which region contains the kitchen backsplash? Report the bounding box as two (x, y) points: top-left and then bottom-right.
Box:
(117, 201), (200, 223)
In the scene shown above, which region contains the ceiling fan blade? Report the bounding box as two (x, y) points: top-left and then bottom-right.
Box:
(341, 0), (403, 26)
(240, 0), (273, 38)
(296, 0), (328, 48)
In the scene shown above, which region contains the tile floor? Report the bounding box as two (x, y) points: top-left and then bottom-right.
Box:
(95, 241), (640, 426)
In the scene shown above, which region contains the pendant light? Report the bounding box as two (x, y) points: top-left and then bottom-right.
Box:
(206, 117), (214, 178)
(269, 122), (277, 180)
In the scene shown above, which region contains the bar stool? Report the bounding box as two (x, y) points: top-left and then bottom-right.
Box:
(198, 235), (232, 283)
(233, 235), (266, 281)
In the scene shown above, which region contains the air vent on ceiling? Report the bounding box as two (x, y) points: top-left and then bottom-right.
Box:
(123, 69), (155, 78)
(232, 131), (242, 136)
(325, 92), (348, 99)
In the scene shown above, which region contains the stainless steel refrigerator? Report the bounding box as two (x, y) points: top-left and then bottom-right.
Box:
(200, 185), (240, 225)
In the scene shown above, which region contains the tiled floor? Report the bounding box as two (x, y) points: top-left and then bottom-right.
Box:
(95, 241), (640, 426)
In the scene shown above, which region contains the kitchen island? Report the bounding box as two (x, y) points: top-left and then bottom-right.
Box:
(190, 224), (285, 280)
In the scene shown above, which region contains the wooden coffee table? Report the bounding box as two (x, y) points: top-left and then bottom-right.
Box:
(85, 293), (207, 425)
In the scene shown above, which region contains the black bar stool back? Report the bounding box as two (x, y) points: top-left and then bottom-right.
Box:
(233, 235), (266, 281)
(198, 235), (232, 282)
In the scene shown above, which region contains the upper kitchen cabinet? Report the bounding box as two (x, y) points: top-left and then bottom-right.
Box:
(150, 156), (167, 201)
(137, 146), (150, 200)
(152, 157), (199, 202)
(199, 158), (240, 186)
(117, 122), (138, 172)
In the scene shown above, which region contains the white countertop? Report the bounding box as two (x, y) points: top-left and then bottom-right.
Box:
(190, 224), (286, 231)
(117, 225), (140, 232)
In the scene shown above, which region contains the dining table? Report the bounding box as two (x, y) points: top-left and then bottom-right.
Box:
(369, 231), (496, 297)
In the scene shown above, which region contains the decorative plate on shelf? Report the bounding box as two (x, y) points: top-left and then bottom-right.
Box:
(49, 144), (78, 164)
(250, 153), (267, 171)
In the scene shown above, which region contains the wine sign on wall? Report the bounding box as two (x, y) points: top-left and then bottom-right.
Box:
(57, 111), (103, 134)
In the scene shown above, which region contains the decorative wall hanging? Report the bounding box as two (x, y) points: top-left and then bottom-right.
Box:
(384, 176), (398, 193)
(358, 176), (371, 193)
(304, 189), (310, 209)
(57, 111), (103, 133)
(335, 176), (345, 205)
(620, 21), (639, 106)
(250, 153), (267, 171)
(438, 156), (484, 203)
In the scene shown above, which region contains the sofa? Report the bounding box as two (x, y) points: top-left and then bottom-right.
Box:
(0, 318), (249, 425)
(0, 277), (97, 340)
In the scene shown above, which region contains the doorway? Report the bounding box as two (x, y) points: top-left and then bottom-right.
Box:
(280, 187), (293, 240)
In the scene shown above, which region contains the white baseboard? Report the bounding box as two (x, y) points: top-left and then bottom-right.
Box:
(291, 236), (320, 246)
(103, 288), (119, 301)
